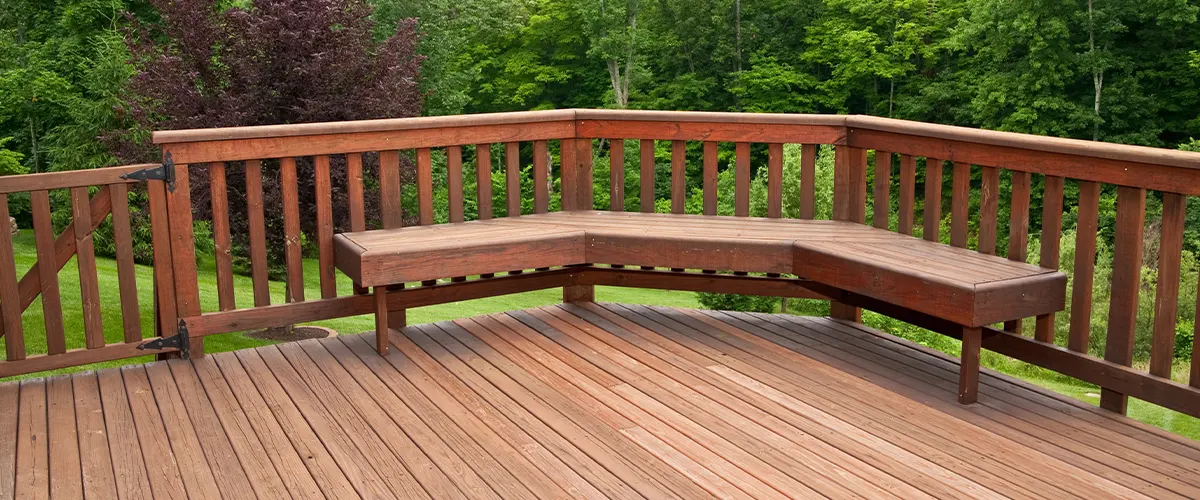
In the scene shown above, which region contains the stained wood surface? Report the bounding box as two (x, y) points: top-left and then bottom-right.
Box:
(334, 211), (1064, 325)
(6, 305), (1198, 500)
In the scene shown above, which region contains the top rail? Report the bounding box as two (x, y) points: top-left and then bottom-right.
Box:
(0, 163), (156, 195)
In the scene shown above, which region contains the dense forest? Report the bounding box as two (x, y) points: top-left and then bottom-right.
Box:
(3, 0), (1200, 368)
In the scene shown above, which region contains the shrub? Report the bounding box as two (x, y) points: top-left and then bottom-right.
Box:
(696, 292), (780, 313)
(1177, 321), (1195, 360)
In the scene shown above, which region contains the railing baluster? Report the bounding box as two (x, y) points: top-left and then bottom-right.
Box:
(873, 150), (891, 229)
(671, 140), (687, 215)
(447, 147), (464, 221)
(978, 166), (1000, 254)
(897, 154), (915, 233)
(347, 153), (368, 294)
(735, 142), (750, 217)
(703, 142), (718, 216)
(1068, 180), (1100, 353)
(1150, 192), (1186, 378)
(1100, 186), (1147, 414)
(768, 143), (784, 219)
(244, 160), (271, 306)
(109, 184), (141, 343)
(640, 139), (655, 213)
(209, 162), (235, 310)
(950, 162), (969, 247)
(504, 143), (520, 218)
(30, 191), (64, 352)
(534, 141), (550, 213)
(0, 193), (25, 360)
(922, 157), (943, 242)
(71, 187), (104, 349)
(148, 181), (177, 338)
(1005, 170), (1031, 333)
(418, 148), (440, 284)
(379, 151), (404, 227)
(576, 139), (594, 210)
(476, 144), (493, 219)
(1035, 175), (1064, 343)
(315, 155), (336, 299)
(280, 157), (304, 303)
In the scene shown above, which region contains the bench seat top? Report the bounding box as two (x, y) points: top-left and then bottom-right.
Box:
(334, 211), (1066, 326)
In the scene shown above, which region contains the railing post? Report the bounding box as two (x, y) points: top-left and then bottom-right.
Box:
(1100, 186), (1146, 414)
(562, 137), (595, 302)
(830, 145), (866, 322)
(163, 161), (204, 356)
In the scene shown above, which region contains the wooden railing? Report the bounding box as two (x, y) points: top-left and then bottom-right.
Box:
(2, 109), (1200, 421)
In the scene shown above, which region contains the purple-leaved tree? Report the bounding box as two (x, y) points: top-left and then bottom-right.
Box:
(115, 0), (424, 277)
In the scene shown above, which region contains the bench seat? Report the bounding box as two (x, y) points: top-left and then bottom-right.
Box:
(334, 211), (1065, 327)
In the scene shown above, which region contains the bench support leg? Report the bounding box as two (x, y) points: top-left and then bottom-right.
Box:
(387, 283), (406, 330)
(373, 286), (389, 355)
(564, 284), (595, 303)
(830, 302), (862, 322)
(958, 326), (982, 404)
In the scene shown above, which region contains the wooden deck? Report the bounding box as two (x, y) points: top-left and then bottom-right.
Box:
(3, 304), (1199, 499)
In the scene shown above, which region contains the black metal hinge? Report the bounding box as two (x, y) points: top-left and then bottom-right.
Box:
(120, 152), (176, 192)
(137, 319), (190, 359)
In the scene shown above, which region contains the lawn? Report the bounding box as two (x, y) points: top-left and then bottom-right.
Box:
(3, 231), (1197, 440)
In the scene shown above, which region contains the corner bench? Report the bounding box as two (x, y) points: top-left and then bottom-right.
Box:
(334, 211), (1067, 403)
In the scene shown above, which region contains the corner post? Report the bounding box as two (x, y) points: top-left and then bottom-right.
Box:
(830, 145), (867, 322)
(562, 134), (595, 302)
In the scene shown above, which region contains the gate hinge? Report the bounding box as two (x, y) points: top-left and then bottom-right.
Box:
(137, 319), (190, 359)
(120, 152), (176, 192)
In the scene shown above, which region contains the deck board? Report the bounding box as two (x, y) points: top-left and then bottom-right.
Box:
(6, 305), (1200, 499)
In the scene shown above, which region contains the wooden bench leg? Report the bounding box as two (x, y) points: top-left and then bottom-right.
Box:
(373, 286), (389, 356)
(958, 326), (982, 404)
(564, 284), (594, 303)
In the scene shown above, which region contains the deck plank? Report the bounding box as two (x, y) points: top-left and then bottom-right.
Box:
(46, 376), (81, 500)
(213, 352), (356, 499)
(6, 305), (1200, 500)
(71, 372), (117, 499)
(15, 380), (48, 499)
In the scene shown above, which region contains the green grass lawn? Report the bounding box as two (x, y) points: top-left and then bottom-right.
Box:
(3, 231), (1197, 440)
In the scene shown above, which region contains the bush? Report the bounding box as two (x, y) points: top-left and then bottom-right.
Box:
(696, 292), (780, 313)
(1177, 321), (1195, 360)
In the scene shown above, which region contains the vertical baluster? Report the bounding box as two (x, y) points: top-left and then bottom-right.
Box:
(873, 150), (892, 229)
(1004, 171), (1032, 333)
(897, 154), (916, 234)
(735, 142), (751, 217)
(577, 139), (594, 210)
(416, 148), (434, 225)
(71, 187), (104, 349)
(768, 143), (784, 219)
(347, 154), (368, 294)
(1150, 193), (1186, 378)
(923, 158), (943, 242)
(1035, 175), (1064, 343)
(560, 139), (577, 212)
(30, 191), (64, 352)
(1100, 186), (1146, 414)
(148, 181), (177, 339)
(280, 157), (304, 303)
(800, 144), (817, 220)
(166, 161), (202, 355)
(1068, 180), (1101, 353)
(978, 166), (1000, 254)
(476, 144), (493, 219)
(534, 141), (550, 213)
(950, 162), (970, 247)
(379, 151), (403, 227)
(210, 163), (235, 310)
(640, 139), (655, 213)
(315, 155), (336, 298)
(244, 160), (271, 306)
(447, 147), (464, 221)
(109, 184), (140, 342)
(703, 142), (718, 216)
(504, 143), (520, 217)
(606, 140), (625, 269)
(0, 193), (24, 360)
(671, 140), (686, 215)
